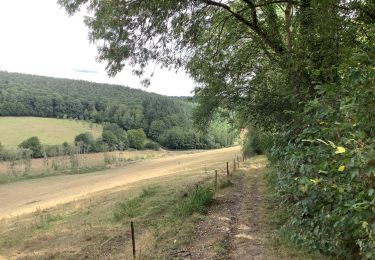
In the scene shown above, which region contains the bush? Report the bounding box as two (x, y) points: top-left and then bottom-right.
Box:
(102, 131), (118, 150)
(43, 145), (61, 157)
(144, 141), (160, 150)
(18, 136), (43, 158)
(101, 123), (129, 150)
(75, 132), (95, 146)
(127, 128), (146, 149)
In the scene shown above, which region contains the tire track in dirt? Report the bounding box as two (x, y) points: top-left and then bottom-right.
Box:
(227, 166), (267, 259)
(184, 159), (268, 259)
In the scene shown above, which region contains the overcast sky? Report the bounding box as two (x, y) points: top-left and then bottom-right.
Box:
(0, 0), (195, 96)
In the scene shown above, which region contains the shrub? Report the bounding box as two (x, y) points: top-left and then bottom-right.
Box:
(18, 136), (43, 158)
(144, 141), (160, 151)
(74, 132), (95, 147)
(102, 131), (118, 150)
(127, 128), (146, 149)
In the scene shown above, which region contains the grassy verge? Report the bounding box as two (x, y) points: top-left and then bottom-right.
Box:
(0, 166), (108, 184)
(0, 169), (221, 259)
(112, 181), (215, 258)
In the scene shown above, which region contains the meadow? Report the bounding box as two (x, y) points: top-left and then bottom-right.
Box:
(0, 117), (102, 148)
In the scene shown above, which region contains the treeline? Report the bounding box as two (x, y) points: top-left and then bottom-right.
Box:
(0, 71), (237, 150)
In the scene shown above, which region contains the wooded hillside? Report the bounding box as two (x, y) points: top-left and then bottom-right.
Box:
(0, 71), (237, 149)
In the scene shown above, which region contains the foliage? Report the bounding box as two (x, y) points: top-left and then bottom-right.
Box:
(0, 71), (191, 141)
(59, 0), (375, 258)
(144, 141), (160, 151)
(242, 128), (272, 157)
(127, 128), (146, 149)
(0, 72), (235, 150)
(18, 136), (42, 158)
(74, 132), (95, 151)
(101, 123), (128, 150)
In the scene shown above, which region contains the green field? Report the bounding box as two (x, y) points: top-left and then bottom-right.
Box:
(0, 117), (102, 148)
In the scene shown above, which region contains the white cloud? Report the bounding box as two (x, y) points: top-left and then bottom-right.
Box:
(0, 0), (195, 96)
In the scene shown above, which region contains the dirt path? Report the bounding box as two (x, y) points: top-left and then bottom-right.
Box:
(0, 146), (240, 220)
(184, 159), (270, 259)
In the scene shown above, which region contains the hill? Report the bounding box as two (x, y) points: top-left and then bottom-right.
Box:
(0, 117), (102, 148)
(0, 70), (193, 129)
(0, 71), (237, 149)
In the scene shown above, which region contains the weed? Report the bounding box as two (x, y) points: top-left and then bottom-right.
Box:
(172, 186), (214, 218)
(140, 186), (160, 198)
(33, 213), (62, 230)
(114, 197), (142, 220)
(213, 240), (227, 255)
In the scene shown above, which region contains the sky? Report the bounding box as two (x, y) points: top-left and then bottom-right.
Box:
(0, 0), (195, 96)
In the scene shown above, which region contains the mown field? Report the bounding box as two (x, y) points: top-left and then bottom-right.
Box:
(0, 117), (102, 148)
(0, 155), (322, 259)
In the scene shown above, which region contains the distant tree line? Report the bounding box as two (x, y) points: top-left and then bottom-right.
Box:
(0, 71), (237, 151)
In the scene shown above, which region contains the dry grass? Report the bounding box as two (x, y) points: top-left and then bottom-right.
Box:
(0, 149), (170, 183)
(0, 116), (102, 148)
(0, 168), (218, 259)
(0, 154), (324, 259)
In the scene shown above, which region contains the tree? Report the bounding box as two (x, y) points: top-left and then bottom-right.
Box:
(74, 132), (95, 146)
(127, 128), (146, 149)
(102, 131), (119, 150)
(75, 132), (95, 152)
(18, 136), (42, 158)
(148, 120), (166, 140)
(59, 0), (375, 257)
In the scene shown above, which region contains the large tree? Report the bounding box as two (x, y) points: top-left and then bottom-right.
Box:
(57, 0), (372, 125)
(59, 0), (375, 257)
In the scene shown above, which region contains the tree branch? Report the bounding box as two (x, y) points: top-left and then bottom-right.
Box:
(285, 0), (293, 52)
(202, 0), (284, 53)
(255, 0), (296, 8)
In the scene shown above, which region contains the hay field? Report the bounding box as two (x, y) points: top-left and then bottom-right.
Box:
(0, 117), (102, 148)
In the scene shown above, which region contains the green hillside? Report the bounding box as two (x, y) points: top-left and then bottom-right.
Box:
(0, 117), (102, 148)
(0, 71), (237, 150)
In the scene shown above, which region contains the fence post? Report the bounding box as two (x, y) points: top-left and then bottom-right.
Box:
(215, 170), (218, 191)
(227, 162), (229, 176)
(131, 221), (136, 258)
(237, 159), (240, 169)
(233, 159), (236, 171)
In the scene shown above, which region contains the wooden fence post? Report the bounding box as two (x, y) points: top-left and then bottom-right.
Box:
(233, 159), (236, 171)
(215, 170), (218, 191)
(131, 221), (136, 258)
(227, 162), (229, 176)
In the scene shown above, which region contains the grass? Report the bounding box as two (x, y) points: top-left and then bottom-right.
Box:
(0, 170), (217, 259)
(0, 149), (165, 184)
(0, 165), (107, 184)
(0, 116), (102, 148)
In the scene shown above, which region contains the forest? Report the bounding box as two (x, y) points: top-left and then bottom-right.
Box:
(58, 0), (375, 258)
(0, 71), (237, 152)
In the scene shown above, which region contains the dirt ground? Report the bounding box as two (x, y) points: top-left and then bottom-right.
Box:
(0, 146), (241, 220)
(181, 159), (323, 260)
